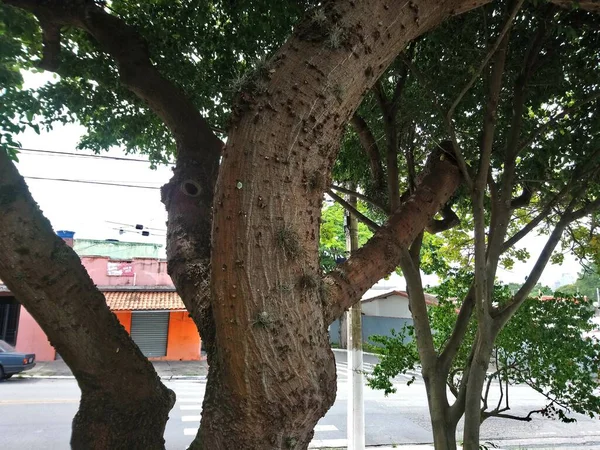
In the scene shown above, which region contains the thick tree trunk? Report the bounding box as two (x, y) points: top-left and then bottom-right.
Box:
(201, 2), (488, 448)
(0, 150), (174, 449)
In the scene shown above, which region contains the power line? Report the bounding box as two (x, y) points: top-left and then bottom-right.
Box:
(24, 175), (162, 190)
(106, 220), (166, 232)
(110, 227), (166, 238)
(13, 147), (175, 164)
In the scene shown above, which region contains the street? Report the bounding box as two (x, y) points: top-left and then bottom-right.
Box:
(1, 352), (599, 449)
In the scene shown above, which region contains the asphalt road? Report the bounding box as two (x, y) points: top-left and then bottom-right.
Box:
(1, 351), (599, 449)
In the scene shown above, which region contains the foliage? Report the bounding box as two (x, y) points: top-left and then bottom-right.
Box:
(367, 326), (419, 395)
(506, 282), (553, 296)
(557, 264), (600, 300)
(369, 273), (600, 421)
(0, 1), (312, 162)
(319, 202), (373, 271)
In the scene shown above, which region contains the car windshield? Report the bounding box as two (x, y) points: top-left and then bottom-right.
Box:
(0, 340), (16, 352)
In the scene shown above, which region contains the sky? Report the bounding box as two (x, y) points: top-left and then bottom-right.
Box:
(10, 72), (581, 288)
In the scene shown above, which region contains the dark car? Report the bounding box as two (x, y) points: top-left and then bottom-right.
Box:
(0, 340), (36, 380)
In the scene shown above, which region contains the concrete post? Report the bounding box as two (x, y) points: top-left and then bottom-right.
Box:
(345, 196), (364, 450)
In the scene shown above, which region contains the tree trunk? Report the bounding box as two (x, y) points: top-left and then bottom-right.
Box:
(462, 339), (494, 450)
(199, 2), (489, 447)
(424, 373), (458, 450)
(0, 149), (174, 449)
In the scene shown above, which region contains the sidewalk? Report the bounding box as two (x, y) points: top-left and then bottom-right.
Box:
(19, 359), (208, 380)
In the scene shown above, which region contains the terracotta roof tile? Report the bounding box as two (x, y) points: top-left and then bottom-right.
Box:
(103, 290), (185, 311)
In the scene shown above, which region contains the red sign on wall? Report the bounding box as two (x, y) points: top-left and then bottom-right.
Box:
(107, 262), (135, 277)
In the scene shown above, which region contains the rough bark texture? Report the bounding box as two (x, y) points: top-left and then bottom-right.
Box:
(0, 151), (174, 449)
(202, 2), (483, 448)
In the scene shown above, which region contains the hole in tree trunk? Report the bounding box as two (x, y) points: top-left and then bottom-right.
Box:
(181, 180), (201, 197)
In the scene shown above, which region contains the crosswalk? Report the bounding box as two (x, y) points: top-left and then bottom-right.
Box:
(167, 361), (422, 447)
(168, 381), (347, 447)
(336, 360), (422, 384)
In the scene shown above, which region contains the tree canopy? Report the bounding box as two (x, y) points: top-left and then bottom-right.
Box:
(1, 1), (600, 449)
(369, 275), (600, 423)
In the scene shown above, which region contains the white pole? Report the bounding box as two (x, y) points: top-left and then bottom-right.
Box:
(345, 200), (365, 450)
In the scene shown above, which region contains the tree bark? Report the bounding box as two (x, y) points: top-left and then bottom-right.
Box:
(203, 1), (487, 447)
(0, 151), (174, 449)
(462, 338), (494, 450)
(426, 372), (459, 450)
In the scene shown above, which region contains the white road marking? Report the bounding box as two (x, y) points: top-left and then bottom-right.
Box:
(182, 415), (202, 422)
(180, 405), (203, 411)
(177, 398), (204, 403)
(309, 438), (348, 448)
(314, 424), (338, 432)
(184, 428), (199, 436)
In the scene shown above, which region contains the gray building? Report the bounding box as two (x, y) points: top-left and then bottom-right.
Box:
(330, 290), (437, 346)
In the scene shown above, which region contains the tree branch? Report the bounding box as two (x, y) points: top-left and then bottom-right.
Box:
(501, 181), (573, 252)
(0, 150), (175, 440)
(399, 54), (473, 188)
(327, 189), (380, 232)
(323, 146), (461, 323)
(398, 247), (438, 372)
(510, 183), (534, 209)
(330, 184), (389, 213)
(4, 0), (225, 357)
(350, 113), (385, 193)
(493, 200), (585, 330)
(482, 412), (532, 422)
(440, 285), (475, 371)
(447, 0), (524, 121)
(4, 0), (223, 156)
(426, 203), (460, 233)
(477, 30), (510, 192)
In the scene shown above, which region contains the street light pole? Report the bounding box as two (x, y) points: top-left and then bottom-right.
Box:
(345, 196), (364, 450)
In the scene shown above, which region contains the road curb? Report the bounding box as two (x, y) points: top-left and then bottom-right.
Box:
(16, 374), (208, 381)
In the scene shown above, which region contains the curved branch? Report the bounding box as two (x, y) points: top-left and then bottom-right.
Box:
(426, 203), (460, 233)
(324, 146), (462, 323)
(0, 149), (175, 445)
(4, 0), (223, 157)
(510, 183), (534, 209)
(350, 114), (385, 192)
(4, 0), (224, 356)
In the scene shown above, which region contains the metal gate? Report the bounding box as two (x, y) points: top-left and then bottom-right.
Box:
(130, 312), (169, 357)
(0, 300), (20, 346)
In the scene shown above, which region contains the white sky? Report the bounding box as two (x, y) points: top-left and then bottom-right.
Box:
(11, 72), (581, 288)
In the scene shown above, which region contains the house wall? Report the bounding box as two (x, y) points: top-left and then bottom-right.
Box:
(82, 256), (172, 286)
(329, 316), (413, 346)
(14, 307), (56, 361)
(362, 316), (413, 345)
(114, 311), (132, 333)
(12, 255), (197, 362)
(361, 295), (411, 319)
(114, 310), (200, 361)
(163, 312), (201, 361)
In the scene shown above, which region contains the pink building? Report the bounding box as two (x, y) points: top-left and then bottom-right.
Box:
(1, 240), (201, 361)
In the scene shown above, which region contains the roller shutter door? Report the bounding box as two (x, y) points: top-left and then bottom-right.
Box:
(130, 312), (169, 357)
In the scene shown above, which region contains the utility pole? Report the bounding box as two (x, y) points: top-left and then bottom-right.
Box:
(345, 195), (364, 450)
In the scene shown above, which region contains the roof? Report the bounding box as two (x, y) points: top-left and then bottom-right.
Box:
(362, 289), (438, 306)
(0, 284), (184, 310)
(103, 290), (185, 311)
